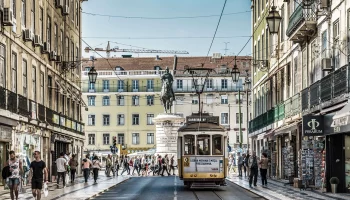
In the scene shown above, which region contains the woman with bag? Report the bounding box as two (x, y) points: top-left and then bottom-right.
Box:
(69, 154), (78, 183)
(92, 156), (101, 184)
(259, 153), (269, 187)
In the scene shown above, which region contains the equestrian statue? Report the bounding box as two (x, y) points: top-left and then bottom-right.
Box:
(160, 67), (175, 113)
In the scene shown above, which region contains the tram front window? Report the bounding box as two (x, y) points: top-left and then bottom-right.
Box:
(184, 135), (195, 155)
(212, 135), (222, 155)
(197, 135), (210, 155)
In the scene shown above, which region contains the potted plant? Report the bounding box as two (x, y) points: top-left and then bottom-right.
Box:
(330, 177), (339, 193)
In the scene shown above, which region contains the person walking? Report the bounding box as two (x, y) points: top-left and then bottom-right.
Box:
(115, 156), (120, 176)
(242, 154), (247, 177)
(168, 155), (175, 175)
(121, 156), (130, 175)
(68, 154), (78, 183)
(82, 155), (92, 183)
(56, 152), (67, 188)
(245, 153), (250, 177)
(6, 151), (23, 200)
(30, 151), (48, 200)
(161, 155), (170, 176)
(248, 151), (260, 187)
(106, 154), (112, 177)
(92, 156), (102, 184)
(132, 157), (140, 176)
(259, 152), (269, 187)
(237, 152), (243, 177)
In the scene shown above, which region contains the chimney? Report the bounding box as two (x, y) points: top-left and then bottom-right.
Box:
(155, 55), (160, 60)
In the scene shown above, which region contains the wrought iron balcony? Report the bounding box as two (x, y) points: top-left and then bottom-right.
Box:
(320, 73), (332, 102)
(0, 86), (6, 110)
(38, 104), (46, 121)
(285, 98), (292, 118)
(333, 65), (349, 97)
(310, 81), (320, 108)
(278, 103), (285, 121)
(291, 93), (301, 116)
(46, 108), (54, 124)
(18, 94), (30, 117)
(267, 108), (275, 125)
(286, 4), (317, 43)
(301, 88), (309, 111)
(7, 90), (17, 113)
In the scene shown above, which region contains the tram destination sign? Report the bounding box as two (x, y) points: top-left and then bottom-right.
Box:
(186, 116), (219, 124)
(183, 156), (223, 173)
(302, 115), (324, 136)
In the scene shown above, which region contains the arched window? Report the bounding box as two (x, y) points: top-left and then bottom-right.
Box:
(103, 96), (110, 106)
(197, 134), (210, 155)
(184, 135), (195, 155)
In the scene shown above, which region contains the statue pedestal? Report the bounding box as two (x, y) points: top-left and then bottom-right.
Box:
(153, 113), (185, 160)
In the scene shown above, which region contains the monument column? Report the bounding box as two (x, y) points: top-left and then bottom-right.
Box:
(153, 114), (185, 160)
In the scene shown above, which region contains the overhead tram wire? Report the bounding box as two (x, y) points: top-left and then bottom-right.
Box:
(82, 36), (251, 39)
(82, 10), (250, 20)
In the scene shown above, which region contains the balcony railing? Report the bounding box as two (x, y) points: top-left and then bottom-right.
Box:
(7, 90), (17, 113)
(285, 98), (292, 118)
(291, 93), (301, 116)
(82, 70), (166, 77)
(38, 103), (46, 121)
(278, 103), (285, 121)
(310, 81), (320, 108)
(320, 73), (332, 102)
(18, 94), (30, 117)
(46, 108), (54, 124)
(286, 4), (317, 37)
(301, 88), (309, 111)
(0, 86), (6, 110)
(333, 65), (349, 97)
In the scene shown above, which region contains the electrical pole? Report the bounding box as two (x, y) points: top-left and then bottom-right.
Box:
(239, 88), (242, 149)
(223, 42), (230, 56)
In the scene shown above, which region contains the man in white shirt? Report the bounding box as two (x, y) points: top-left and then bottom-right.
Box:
(56, 152), (67, 188)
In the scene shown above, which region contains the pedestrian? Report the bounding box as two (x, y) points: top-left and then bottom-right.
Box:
(237, 152), (243, 177)
(161, 155), (170, 176)
(245, 153), (250, 177)
(168, 155), (175, 175)
(92, 156), (102, 184)
(68, 154), (78, 183)
(259, 152), (268, 187)
(82, 155), (92, 183)
(106, 154), (112, 177)
(6, 151), (23, 200)
(132, 157), (140, 176)
(115, 156), (120, 176)
(56, 152), (67, 188)
(30, 151), (48, 200)
(157, 155), (162, 175)
(242, 154), (247, 177)
(248, 151), (260, 187)
(121, 156), (130, 175)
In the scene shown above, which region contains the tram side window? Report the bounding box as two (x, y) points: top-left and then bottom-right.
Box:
(184, 135), (195, 155)
(212, 135), (223, 155)
(197, 135), (210, 155)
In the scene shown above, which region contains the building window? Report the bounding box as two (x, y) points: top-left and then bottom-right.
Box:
(48, 76), (52, 108)
(117, 80), (124, 90)
(32, 66), (36, 101)
(88, 81), (95, 90)
(280, 5), (284, 42)
(147, 95), (154, 105)
(88, 114), (95, 126)
(221, 113), (228, 124)
(54, 23), (58, 52)
(22, 59), (27, 97)
(75, 1), (79, 27)
(236, 113), (243, 124)
(147, 133), (154, 144)
(321, 30), (327, 58)
(192, 96), (199, 104)
(117, 114), (125, 125)
(117, 96), (124, 106)
(176, 79), (183, 89)
(147, 79), (154, 90)
(221, 79), (228, 89)
(132, 114), (139, 125)
(47, 15), (51, 45)
(103, 80), (109, 91)
(88, 134), (95, 145)
(31, 0), (35, 33)
(147, 114), (154, 125)
(207, 79), (213, 89)
(236, 133), (240, 143)
(21, 0), (26, 27)
(0, 45), (4, 88)
(132, 95), (139, 106)
(221, 95), (228, 104)
(88, 96), (95, 106)
(132, 80), (139, 90)
(103, 96), (110, 106)
(103, 133), (110, 145)
(40, 72), (44, 104)
(132, 133), (140, 145)
(11, 52), (17, 92)
(118, 133), (124, 145)
(103, 114), (110, 126)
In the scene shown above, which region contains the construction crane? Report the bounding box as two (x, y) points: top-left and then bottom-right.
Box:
(84, 41), (189, 58)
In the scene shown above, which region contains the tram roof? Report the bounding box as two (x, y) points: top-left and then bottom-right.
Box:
(178, 122), (226, 132)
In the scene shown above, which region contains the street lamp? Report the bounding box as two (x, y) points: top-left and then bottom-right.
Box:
(243, 74), (251, 154)
(185, 66), (213, 113)
(231, 56), (240, 83)
(88, 67), (97, 84)
(266, 1), (282, 34)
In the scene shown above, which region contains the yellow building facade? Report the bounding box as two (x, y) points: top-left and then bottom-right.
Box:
(81, 56), (175, 155)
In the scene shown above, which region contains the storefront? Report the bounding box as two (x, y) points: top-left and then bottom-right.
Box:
(0, 125), (11, 185)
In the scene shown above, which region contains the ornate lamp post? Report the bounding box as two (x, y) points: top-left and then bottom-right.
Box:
(185, 66), (213, 113)
(266, 0), (282, 34)
(243, 75), (251, 154)
(88, 56), (98, 84)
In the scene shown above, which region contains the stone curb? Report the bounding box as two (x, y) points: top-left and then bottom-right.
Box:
(85, 177), (130, 200)
(226, 177), (268, 200)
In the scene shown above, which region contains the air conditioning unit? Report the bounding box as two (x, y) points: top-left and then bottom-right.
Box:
(62, 5), (69, 16)
(42, 42), (50, 54)
(320, 0), (328, 8)
(3, 8), (14, 26)
(212, 53), (222, 59)
(55, 55), (62, 63)
(23, 29), (33, 41)
(321, 58), (332, 71)
(56, 0), (64, 8)
(33, 35), (42, 46)
(49, 51), (57, 61)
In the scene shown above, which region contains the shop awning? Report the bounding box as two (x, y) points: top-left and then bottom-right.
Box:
(264, 128), (276, 139)
(331, 100), (350, 127)
(274, 121), (300, 136)
(257, 132), (267, 140)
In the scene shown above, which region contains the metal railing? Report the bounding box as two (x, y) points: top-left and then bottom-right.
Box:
(286, 4), (317, 37)
(18, 94), (30, 117)
(38, 104), (46, 121)
(0, 86), (6, 110)
(82, 70), (166, 77)
(309, 81), (320, 108)
(285, 97), (292, 118)
(301, 88), (309, 111)
(7, 90), (17, 113)
(291, 93), (301, 116)
(320, 73), (332, 102)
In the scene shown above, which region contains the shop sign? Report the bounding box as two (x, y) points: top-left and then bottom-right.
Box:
(66, 119), (72, 129)
(60, 116), (66, 127)
(0, 126), (12, 141)
(302, 115), (324, 136)
(159, 136), (176, 143)
(333, 116), (349, 127)
(53, 114), (59, 124)
(72, 121), (77, 130)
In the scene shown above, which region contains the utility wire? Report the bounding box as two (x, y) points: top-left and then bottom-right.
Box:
(82, 36), (251, 39)
(205, 0), (228, 58)
(82, 10), (250, 20)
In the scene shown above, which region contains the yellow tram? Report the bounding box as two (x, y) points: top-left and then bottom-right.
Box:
(177, 114), (228, 188)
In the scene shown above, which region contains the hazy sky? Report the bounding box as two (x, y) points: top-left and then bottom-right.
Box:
(81, 0), (251, 58)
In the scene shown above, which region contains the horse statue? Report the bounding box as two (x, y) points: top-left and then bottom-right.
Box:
(160, 67), (175, 113)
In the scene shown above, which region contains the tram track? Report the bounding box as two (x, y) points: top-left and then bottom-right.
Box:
(192, 189), (223, 200)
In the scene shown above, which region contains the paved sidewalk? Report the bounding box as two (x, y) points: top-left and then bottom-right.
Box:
(226, 173), (350, 200)
(0, 171), (129, 200)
